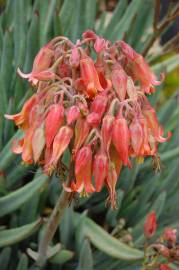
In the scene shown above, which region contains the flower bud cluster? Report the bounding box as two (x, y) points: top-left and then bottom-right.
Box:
(5, 30), (170, 208)
(143, 211), (178, 269)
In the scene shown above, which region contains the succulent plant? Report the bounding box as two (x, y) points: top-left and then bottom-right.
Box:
(0, 0), (179, 269)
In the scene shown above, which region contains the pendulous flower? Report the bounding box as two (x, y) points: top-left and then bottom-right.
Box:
(5, 31), (170, 208)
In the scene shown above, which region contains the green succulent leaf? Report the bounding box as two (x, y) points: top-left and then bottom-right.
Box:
(74, 213), (143, 260)
(39, 0), (57, 45)
(49, 249), (74, 265)
(0, 130), (23, 171)
(0, 247), (11, 270)
(17, 254), (29, 270)
(0, 219), (42, 247)
(109, 0), (142, 42)
(0, 173), (49, 217)
(77, 239), (93, 270)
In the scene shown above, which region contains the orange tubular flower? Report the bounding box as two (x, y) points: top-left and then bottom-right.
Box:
(74, 145), (95, 193)
(79, 57), (104, 98)
(120, 41), (164, 94)
(129, 118), (144, 156)
(101, 114), (114, 153)
(18, 45), (54, 85)
(5, 31), (171, 208)
(142, 101), (171, 143)
(5, 94), (37, 130)
(45, 104), (64, 148)
(93, 150), (108, 192)
(46, 126), (73, 175)
(112, 116), (131, 167)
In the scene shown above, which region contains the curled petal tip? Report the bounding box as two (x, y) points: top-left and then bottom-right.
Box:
(17, 67), (31, 79)
(157, 131), (172, 143)
(4, 114), (14, 120)
(63, 182), (73, 193)
(152, 72), (165, 86)
(63, 181), (84, 193)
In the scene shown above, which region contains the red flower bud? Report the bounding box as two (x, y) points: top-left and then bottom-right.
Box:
(91, 94), (108, 119)
(80, 57), (104, 98)
(129, 118), (143, 155)
(111, 65), (127, 101)
(144, 211), (157, 238)
(93, 150), (108, 192)
(47, 126), (73, 174)
(163, 228), (177, 244)
(87, 112), (101, 127)
(45, 104), (64, 148)
(83, 30), (96, 39)
(75, 145), (95, 193)
(101, 114), (114, 153)
(74, 117), (90, 154)
(112, 117), (131, 167)
(66, 105), (80, 125)
(152, 244), (170, 258)
(94, 37), (106, 53)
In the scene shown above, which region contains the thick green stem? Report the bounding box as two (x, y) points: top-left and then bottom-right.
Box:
(36, 161), (74, 267)
(36, 184), (71, 267)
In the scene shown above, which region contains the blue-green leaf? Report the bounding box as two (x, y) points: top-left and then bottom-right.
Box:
(0, 219), (42, 247)
(0, 173), (49, 217)
(74, 213), (143, 260)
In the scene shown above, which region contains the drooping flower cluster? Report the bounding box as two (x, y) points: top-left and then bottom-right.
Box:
(5, 30), (171, 208)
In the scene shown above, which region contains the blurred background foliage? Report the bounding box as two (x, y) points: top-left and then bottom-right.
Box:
(0, 0), (179, 269)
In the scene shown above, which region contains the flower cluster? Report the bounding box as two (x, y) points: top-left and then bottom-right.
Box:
(5, 30), (171, 208)
(143, 212), (178, 270)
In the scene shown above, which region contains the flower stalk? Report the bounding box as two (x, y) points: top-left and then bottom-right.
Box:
(36, 165), (73, 267)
